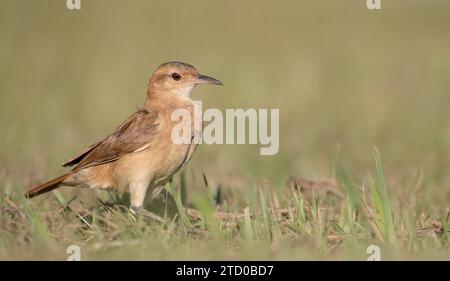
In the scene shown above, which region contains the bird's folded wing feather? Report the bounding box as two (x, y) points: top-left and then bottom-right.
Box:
(62, 109), (159, 171)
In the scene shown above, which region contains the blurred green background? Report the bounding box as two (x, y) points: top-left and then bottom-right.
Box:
(1, 0), (450, 205)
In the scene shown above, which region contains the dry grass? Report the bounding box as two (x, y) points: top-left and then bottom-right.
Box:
(1, 151), (449, 260)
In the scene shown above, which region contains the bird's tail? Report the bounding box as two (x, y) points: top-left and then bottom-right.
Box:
(24, 173), (72, 199)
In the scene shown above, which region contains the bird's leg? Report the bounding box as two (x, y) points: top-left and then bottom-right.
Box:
(129, 181), (148, 209)
(129, 181), (165, 223)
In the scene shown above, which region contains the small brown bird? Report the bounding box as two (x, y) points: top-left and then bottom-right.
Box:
(25, 62), (222, 215)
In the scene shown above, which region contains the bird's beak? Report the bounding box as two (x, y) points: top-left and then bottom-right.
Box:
(196, 74), (223, 86)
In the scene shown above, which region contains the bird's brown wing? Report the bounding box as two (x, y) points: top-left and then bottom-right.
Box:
(63, 108), (159, 172)
(62, 141), (102, 167)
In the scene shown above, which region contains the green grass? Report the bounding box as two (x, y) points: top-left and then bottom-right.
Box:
(1, 152), (449, 260)
(1, 0), (450, 260)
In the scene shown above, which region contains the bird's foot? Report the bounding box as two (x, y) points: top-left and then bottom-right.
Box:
(129, 206), (165, 223)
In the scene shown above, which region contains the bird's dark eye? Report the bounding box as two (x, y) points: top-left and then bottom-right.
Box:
(171, 73), (181, 81)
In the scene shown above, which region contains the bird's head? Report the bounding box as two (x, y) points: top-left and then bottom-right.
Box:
(148, 61), (222, 98)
